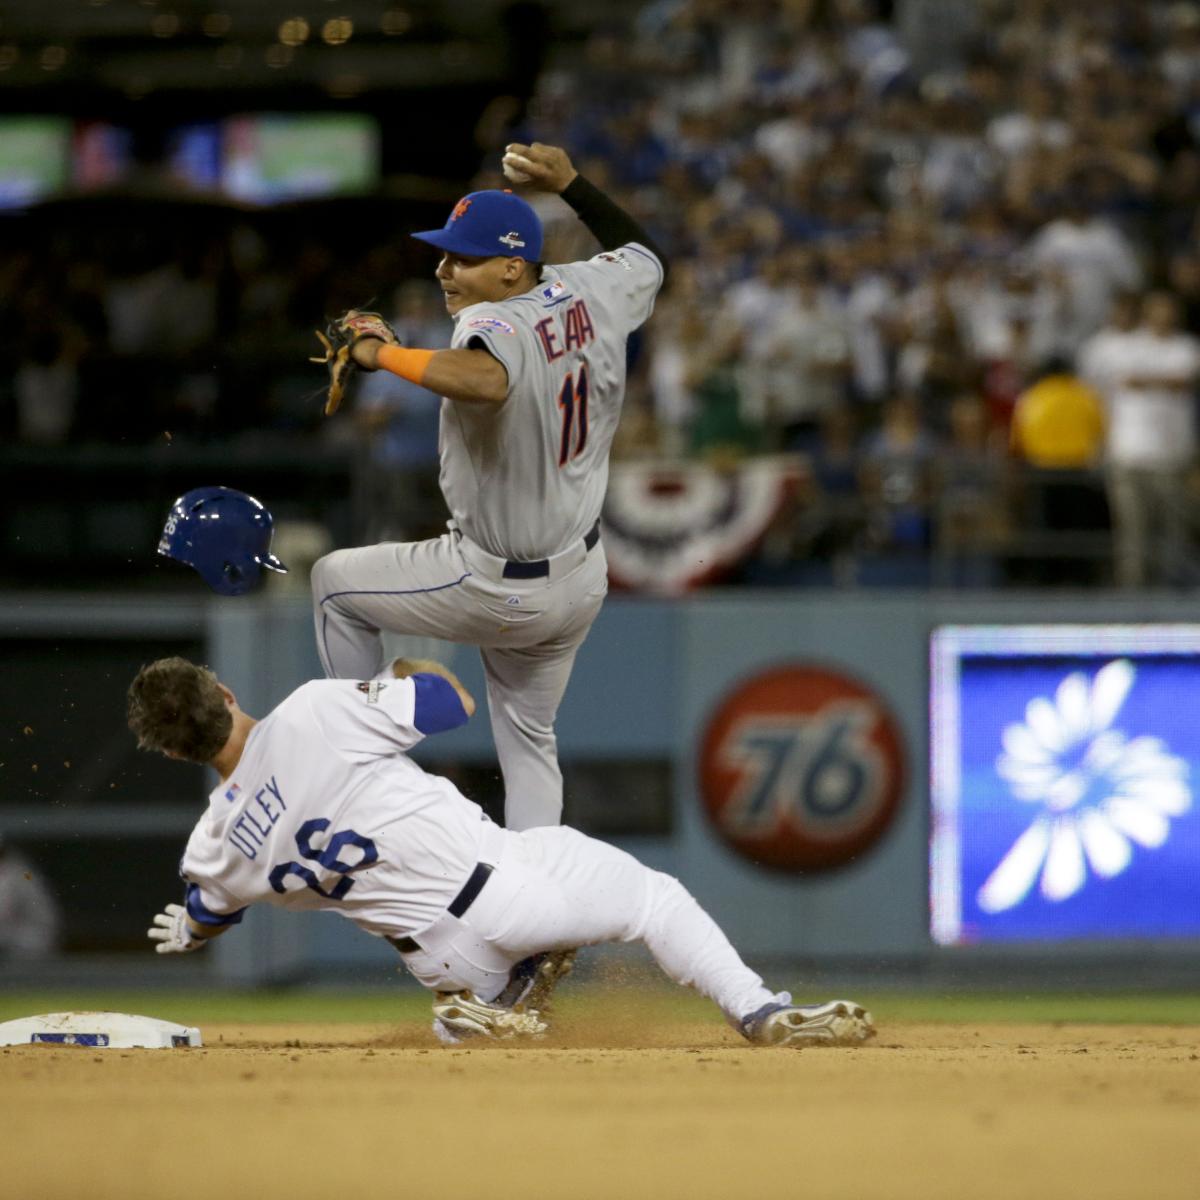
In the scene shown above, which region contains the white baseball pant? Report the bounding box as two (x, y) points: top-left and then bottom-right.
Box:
(397, 823), (783, 1025)
(310, 529), (608, 831)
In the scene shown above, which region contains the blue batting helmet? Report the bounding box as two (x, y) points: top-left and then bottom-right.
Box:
(158, 486), (288, 596)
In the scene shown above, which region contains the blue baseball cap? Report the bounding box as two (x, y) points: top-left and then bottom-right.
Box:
(412, 190), (543, 262)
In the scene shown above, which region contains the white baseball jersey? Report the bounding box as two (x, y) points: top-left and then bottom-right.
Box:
(440, 243), (664, 561)
(179, 675), (488, 938)
(172, 674), (788, 1027)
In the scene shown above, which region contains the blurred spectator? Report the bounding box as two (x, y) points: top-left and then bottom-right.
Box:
(968, 262), (1069, 427)
(987, 77), (1073, 161)
(687, 327), (761, 462)
(1103, 290), (1200, 586)
(1025, 194), (1142, 350)
(15, 328), (79, 445)
(1077, 291), (1141, 402)
(352, 280), (450, 543)
(738, 257), (851, 448)
(895, 275), (974, 415)
(13, 0), (1200, 593)
(1166, 248), (1200, 335)
(858, 392), (937, 552)
(1012, 358), (1108, 471)
(646, 298), (698, 457)
(0, 835), (62, 961)
(791, 402), (865, 577)
(935, 392), (1010, 583)
(1010, 356), (1109, 584)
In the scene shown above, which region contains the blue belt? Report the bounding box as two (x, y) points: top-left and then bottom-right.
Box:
(388, 861), (493, 955)
(501, 519), (601, 580)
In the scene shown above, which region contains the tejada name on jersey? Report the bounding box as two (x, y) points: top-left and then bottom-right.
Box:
(534, 298), (595, 363)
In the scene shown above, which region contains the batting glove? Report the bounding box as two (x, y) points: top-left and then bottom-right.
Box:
(147, 903), (205, 954)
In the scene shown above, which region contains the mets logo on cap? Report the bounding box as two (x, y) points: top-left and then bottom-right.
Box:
(699, 663), (905, 872)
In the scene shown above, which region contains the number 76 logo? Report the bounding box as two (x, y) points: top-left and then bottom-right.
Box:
(699, 666), (906, 872)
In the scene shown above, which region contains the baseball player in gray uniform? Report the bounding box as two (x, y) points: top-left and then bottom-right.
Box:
(311, 143), (666, 834)
(129, 653), (876, 1048)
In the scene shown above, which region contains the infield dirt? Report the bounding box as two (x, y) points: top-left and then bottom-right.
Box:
(3, 1016), (1198, 1200)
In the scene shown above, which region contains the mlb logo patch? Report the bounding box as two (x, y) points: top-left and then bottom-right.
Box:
(355, 680), (388, 704)
(224, 783), (242, 804)
(466, 316), (516, 335)
(542, 281), (565, 301)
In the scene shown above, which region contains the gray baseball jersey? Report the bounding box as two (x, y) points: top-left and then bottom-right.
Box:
(311, 243), (662, 831)
(441, 243), (664, 561)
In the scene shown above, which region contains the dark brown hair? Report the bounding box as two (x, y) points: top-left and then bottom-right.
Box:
(127, 657), (233, 765)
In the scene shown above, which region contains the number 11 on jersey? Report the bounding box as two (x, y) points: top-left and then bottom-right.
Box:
(557, 362), (590, 467)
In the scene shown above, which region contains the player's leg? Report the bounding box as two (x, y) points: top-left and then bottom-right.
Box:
(479, 640), (581, 831)
(490, 827), (874, 1044)
(484, 826), (782, 1022)
(311, 534), (479, 678)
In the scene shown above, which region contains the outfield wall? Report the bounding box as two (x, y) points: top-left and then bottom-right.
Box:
(5, 588), (1199, 987)
(200, 588), (1200, 986)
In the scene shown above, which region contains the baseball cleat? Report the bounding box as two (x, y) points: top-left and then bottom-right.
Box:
(430, 990), (548, 1044)
(740, 999), (876, 1047)
(494, 948), (577, 1013)
(524, 948), (577, 1012)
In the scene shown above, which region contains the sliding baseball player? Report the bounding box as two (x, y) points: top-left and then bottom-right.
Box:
(130, 654), (876, 1048)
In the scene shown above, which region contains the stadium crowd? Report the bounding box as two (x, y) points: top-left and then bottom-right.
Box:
(5, 0), (1200, 588)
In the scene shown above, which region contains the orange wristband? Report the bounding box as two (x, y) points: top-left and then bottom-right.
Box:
(377, 344), (436, 386)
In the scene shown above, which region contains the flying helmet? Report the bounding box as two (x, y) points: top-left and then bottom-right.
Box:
(158, 486), (288, 596)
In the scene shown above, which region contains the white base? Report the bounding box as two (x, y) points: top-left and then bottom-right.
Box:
(0, 1011), (202, 1048)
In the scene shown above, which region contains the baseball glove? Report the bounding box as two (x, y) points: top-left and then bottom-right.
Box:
(309, 309), (400, 415)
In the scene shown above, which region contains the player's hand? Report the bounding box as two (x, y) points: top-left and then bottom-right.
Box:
(147, 903), (204, 954)
(309, 309), (401, 416)
(502, 143), (578, 194)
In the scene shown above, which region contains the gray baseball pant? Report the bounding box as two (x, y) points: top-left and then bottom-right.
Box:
(310, 530), (608, 830)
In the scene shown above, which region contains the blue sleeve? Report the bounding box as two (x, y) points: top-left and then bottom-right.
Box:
(411, 672), (469, 735)
(185, 883), (247, 928)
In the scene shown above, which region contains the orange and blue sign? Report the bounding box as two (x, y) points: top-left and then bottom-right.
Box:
(699, 664), (906, 873)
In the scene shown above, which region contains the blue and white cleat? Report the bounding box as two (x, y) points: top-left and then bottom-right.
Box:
(741, 999), (875, 1047)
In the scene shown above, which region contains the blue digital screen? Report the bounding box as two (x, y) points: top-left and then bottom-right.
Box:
(930, 625), (1200, 945)
(166, 122), (222, 191)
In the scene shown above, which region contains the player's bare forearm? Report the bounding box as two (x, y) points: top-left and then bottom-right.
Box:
(355, 341), (507, 406)
(420, 348), (508, 406)
(390, 657), (477, 717)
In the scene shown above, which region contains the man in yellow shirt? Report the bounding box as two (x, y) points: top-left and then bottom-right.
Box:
(1009, 358), (1109, 582)
(1011, 360), (1106, 467)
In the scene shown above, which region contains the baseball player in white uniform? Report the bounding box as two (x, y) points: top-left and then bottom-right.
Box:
(311, 144), (665, 834)
(129, 655), (876, 1048)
